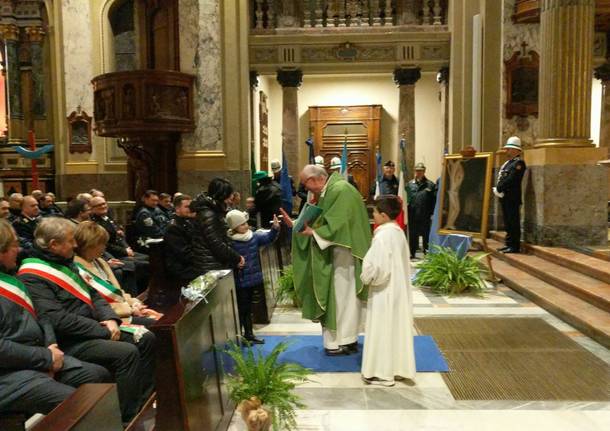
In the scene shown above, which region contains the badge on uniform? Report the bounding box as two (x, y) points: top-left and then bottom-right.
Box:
(516, 164), (522, 170)
(143, 217), (154, 226)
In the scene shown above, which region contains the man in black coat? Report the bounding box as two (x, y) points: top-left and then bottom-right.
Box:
(406, 163), (437, 258)
(371, 160), (399, 197)
(254, 175), (282, 228)
(494, 136), (527, 253)
(0, 220), (109, 416)
(18, 218), (155, 423)
(163, 194), (199, 286)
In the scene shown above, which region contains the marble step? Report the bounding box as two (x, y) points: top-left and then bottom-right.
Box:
(490, 256), (610, 349)
(489, 231), (610, 284)
(486, 238), (610, 313)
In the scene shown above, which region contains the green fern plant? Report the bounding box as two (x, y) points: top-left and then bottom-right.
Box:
(275, 265), (299, 307)
(225, 341), (312, 431)
(413, 245), (488, 295)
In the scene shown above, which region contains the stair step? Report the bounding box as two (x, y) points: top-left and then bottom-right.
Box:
(486, 238), (610, 313)
(490, 256), (610, 349)
(489, 231), (610, 284)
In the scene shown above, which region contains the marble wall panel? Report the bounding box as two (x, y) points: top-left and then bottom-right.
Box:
(502, 0), (539, 149)
(62, 0), (94, 115)
(523, 164), (607, 246)
(57, 173), (129, 201)
(178, 0), (224, 152)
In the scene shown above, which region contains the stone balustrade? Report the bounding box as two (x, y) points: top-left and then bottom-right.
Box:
(250, 0), (448, 33)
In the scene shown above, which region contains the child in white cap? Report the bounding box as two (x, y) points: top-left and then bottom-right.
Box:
(226, 210), (280, 344)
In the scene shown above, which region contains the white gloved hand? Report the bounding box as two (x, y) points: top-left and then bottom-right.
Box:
(492, 187), (504, 198)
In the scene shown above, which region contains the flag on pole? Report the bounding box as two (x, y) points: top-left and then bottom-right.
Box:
(306, 136), (315, 164)
(396, 137), (409, 230)
(374, 148), (382, 199)
(340, 136), (348, 179)
(280, 152), (293, 214)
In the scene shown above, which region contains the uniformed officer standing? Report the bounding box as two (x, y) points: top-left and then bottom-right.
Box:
(493, 136), (527, 253)
(372, 160), (399, 196)
(133, 190), (167, 251)
(406, 163), (437, 259)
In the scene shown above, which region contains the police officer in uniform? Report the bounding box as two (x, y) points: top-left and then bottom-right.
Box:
(12, 195), (40, 253)
(133, 190), (167, 252)
(494, 136), (527, 254)
(373, 160), (399, 196)
(406, 163), (437, 259)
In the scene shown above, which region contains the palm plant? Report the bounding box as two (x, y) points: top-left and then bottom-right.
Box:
(413, 245), (488, 295)
(225, 341), (312, 431)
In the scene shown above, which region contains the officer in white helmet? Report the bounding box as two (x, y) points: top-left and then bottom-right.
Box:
(493, 136), (527, 253)
(329, 157), (359, 191)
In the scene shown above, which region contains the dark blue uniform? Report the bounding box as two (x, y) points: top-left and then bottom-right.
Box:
(497, 156), (527, 251)
(406, 177), (437, 257)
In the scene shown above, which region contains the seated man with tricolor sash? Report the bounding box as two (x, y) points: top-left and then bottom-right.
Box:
(17, 217), (156, 424)
(0, 220), (110, 417)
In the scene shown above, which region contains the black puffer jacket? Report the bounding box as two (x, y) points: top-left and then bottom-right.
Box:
(189, 194), (241, 275)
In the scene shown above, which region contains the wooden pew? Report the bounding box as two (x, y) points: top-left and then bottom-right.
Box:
(151, 272), (240, 431)
(31, 384), (122, 431)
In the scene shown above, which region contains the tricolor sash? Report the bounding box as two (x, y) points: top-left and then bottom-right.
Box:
(0, 272), (36, 317)
(75, 263), (124, 304)
(18, 258), (93, 308)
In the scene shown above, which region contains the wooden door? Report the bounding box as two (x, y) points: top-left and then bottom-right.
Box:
(309, 105), (381, 200)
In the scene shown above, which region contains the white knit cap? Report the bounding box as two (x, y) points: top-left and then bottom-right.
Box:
(226, 210), (249, 230)
(504, 136), (522, 150)
(329, 157), (341, 170)
(314, 155), (324, 166)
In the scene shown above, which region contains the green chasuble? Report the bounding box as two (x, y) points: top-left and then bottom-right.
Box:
(292, 172), (372, 330)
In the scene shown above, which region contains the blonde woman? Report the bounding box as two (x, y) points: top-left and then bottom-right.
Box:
(73, 221), (161, 326)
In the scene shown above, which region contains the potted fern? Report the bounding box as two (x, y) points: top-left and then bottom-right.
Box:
(225, 341), (312, 431)
(275, 265), (299, 307)
(413, 245), (488, 295)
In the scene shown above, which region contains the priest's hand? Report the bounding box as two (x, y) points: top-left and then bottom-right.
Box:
(279, 208), (293, 228)
(300, 223), (314, 237)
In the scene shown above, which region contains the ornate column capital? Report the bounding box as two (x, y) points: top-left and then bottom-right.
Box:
(276, 69), (303, 88)
(24, 26), (45, 43)
(437, 67), (449, 85)
(0, 24), (20, 41)
(594, 62), (610, 82)
(249, 70), (259, 89)
(393, 67), (421, 86)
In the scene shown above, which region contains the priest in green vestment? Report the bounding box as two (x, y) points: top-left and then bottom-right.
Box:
(290, 165), (371, 355)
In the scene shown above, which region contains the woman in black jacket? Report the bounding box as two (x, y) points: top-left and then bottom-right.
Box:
(189, 178), (245, 275)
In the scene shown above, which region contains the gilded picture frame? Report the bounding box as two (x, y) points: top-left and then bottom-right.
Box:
(437, 152), (494, 239)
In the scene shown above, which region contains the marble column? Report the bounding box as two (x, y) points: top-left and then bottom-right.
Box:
(394, 67), (421, 175)
(277, 69), (303, 178)
(25, 26), (47, 141)
(437, 67), (450, 154)
(524, 0), (607, 247)
(536, 0), (594, 148)
(594, 62), (610, 152)
(0, 24), (24, 142)
(249, 70), (259, 180)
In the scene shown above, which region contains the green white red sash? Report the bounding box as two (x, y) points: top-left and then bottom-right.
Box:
(18, 258), (93, 308)
(0, 272), (36, 317)
(75, 263), (124, 304)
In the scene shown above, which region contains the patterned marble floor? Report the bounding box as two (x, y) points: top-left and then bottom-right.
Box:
(229, 259), (610, 431)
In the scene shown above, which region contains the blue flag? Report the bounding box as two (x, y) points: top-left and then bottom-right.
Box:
(306, 136), (315, 164)
(280, 152), (293, 214)
(376, 148), (382, 183)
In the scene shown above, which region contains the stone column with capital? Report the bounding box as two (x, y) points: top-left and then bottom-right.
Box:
(277, 69), (302, 179)
(524, 0), (607, 246)
(0, 24), (24, 142)
(394, 67), (421, 176)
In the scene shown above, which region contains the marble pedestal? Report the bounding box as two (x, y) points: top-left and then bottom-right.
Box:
(523, 147), (608, 246)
